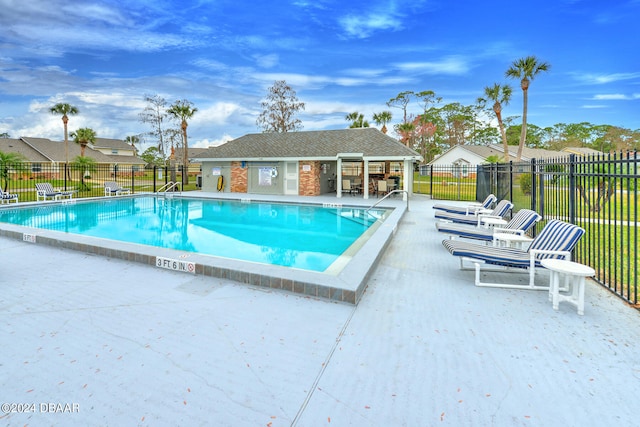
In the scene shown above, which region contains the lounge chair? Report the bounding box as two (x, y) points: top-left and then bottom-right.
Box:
(434, 199), (514, 226)
(433, 194), (497, 215)
(442, 219), (585, 289)
(436, 209), (542, 242)
(35, 183), (74, 201)
(104, 181), (131, 196)
(0, 188), (19, 204)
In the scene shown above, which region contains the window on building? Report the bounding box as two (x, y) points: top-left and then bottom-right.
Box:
(390, 162), (402, 174)
(342, 161), (361, 176)
(368, 162), (385, 174)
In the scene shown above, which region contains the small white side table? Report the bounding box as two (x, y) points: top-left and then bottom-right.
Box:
(492, 232), (533, 249)
(541, 259), (595, 315)
(480, 217), (508, 228)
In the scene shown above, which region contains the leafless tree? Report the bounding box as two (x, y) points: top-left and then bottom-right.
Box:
(256, 80), (305, 132)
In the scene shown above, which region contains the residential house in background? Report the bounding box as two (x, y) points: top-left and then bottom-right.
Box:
(174, 147), (209, 181)
(423, 144), (601, 178)
(0, 136), (145, 178)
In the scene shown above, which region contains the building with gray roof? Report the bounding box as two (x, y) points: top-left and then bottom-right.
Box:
(194, 128), (423, 199)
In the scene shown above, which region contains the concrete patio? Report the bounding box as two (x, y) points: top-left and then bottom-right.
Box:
(1, 194), (639, 426)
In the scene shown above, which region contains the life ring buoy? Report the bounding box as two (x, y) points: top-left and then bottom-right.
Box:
(217, 175), (224, 192)
(271, 167), (278, 178)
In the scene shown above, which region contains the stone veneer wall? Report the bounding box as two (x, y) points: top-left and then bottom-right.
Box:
(230, 161), (247, 193)
(298, 161), (321, 196)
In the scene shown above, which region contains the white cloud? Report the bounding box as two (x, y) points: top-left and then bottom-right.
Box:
(572, 72), (640, 85)
(394, 56), (470, 75)
(253, 54), (280, 69)
(339, 14), (403, 38)
(593, 94), (632, 100)
(192, 134), (234, 148)
(0, 1), (200, 57)
(193, 102), (253, 126)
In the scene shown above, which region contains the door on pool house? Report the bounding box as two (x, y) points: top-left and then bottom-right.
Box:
(284, 161), (298, 195)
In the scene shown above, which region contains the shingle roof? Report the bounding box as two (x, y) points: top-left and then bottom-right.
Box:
(105, 154), (147, 165)
(91, 137), (135, 151)
(460, 145), (510, 160)
(2, 137), (145, 164)
(21, 137), (116, 163)
(175, 147), (209, 162)
(194, 128), (422, 161)
(0, 138), (50, 161)
(562, 147), (602, 156)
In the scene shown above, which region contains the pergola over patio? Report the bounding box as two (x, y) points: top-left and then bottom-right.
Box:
(335, 152), (417, 200)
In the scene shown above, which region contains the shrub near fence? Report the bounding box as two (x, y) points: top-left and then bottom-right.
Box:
(478, 151), (639, 306)
(0, 162), (199, 202)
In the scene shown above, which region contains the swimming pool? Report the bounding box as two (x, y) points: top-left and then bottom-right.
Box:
(0, 194), (405, 303)
(0, 196), (388, 273)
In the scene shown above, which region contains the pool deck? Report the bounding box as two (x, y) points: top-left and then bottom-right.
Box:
(2, 194), (640, 426)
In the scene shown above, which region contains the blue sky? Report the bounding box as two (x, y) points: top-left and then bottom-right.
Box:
(1, 0), (639, 149)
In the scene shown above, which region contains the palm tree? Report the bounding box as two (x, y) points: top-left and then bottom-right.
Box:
(505, 56), (550, 161)
(49, 103), (80, 165)
(372, 111), (393, 134)
(70, 127), (97, 157)
(479, 83), (513, 162)
(0, 151), (26, 191)
(395, 121), (416, 147)
(345, 112), (369, 128)
(70, 155), (97, 191)
(167, 100), (198, 184)
(125, 135), (140, 153)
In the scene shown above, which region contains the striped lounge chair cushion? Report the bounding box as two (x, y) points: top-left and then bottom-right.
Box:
(434, 200), (513, 225)
(442, 219), (585, 268)
(501, 209), (542, 232)
(436, 222), (494, 241)
(433, 194), (497, 214)
(436, 209), (541, 241)
(442, 240), (533, 268)
(528, 219), (585, 257)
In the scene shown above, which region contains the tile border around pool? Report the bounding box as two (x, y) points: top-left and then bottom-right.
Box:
(0, 193), (407, 305)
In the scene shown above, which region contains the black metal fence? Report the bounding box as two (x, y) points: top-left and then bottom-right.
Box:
(476, 151), (639, 305)
(0, 162), (199, 202)
(415, 164), (478, 201)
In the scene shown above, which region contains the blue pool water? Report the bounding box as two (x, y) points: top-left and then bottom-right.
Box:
(0, 196), (389, 272)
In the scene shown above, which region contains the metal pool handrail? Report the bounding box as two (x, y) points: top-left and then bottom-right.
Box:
(157, 181), (182, 194)
(365, 189), (409, 212)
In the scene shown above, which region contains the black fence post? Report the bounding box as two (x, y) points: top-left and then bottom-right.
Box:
(495, 163), (499, 199)
(509, 161), (514, 203)
(429, 165), (433, 196)
(531, 158), (537, 212)
(538, 158), (545, 220)
(456, 165), (461, 201)
(568, 154), (576, 224)
(152, 166), (157, 192)
(633, 151), (638, 303)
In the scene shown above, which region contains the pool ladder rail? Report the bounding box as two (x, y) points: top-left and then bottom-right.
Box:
(365, 189), (409, 212)
(157, 181), (182, 196)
